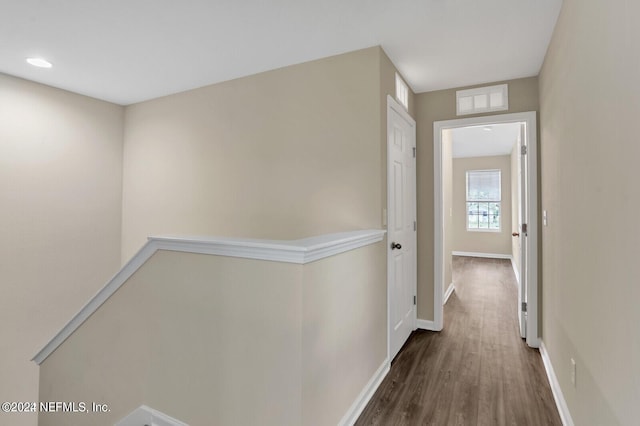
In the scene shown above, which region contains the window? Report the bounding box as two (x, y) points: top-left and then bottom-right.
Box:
(395, 73), (409, 110)
(466, 169), (501, 231)
(456, 84), (508, 116)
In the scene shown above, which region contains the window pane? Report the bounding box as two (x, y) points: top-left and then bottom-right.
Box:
(459, 96), (473, 112)
(467, 202), (478, 228)
(474, 94), (488, 109)
(489, 202), (500, 229)
(490, 91), (504, 108)
(467, 197), (501, 231)
(478, 202), (489, 228)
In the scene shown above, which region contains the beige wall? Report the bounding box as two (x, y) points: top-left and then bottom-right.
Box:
(39, 251), (303, 426)
(414, 76), (539, 320)
(121, 47), (409, 261)
(0, 74), (123, 426)
(302, 243), (386, 425)
(452, 155), (512, 256)
(539, 0), (640, 424)
(21, 46), (409, 426)
(510, 145), (521, 274)
(39, 243), (385, 426)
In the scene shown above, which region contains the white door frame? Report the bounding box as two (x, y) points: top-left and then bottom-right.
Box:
(433, 111), (539, 348)
(387, 95), (417, 361)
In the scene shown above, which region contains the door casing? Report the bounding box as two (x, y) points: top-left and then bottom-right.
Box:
(517, 124), (528, 338)
(432, 111), (539, 348)
(387, 95), (417, 361)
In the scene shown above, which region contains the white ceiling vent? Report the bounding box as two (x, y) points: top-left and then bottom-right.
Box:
(456, 84), (508, 116)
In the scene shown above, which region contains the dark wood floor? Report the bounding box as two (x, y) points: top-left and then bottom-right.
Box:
(356, 256), (562, 426)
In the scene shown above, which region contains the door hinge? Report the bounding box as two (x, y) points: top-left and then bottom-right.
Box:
(414, 220), (417, 231)
(522, 223), (528, 234)
(414, 295), (416, 305)
(413, 147), (416, 158)
(521, 145), (527, 155)
(521, 302), (527, 312)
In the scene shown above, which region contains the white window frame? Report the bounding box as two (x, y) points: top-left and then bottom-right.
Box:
(395, 73), (409, 111)
(466, 169), (502, 232)
(456, 84), (508, 116)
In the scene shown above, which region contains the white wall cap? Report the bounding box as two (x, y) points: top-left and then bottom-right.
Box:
(32, 229), (386, 365)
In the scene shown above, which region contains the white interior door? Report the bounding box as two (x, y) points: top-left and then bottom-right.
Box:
(517, 123), (528, 339)
(387, 98), (417, 361)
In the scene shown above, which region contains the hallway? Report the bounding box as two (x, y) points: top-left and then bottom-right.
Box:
(356, 256), (562, 425)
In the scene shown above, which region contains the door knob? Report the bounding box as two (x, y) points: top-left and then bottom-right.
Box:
(391, 242), (402, 250)
(512, 232), (520, 237)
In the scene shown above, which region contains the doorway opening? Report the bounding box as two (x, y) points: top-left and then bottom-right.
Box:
(433, 112), (538, 348)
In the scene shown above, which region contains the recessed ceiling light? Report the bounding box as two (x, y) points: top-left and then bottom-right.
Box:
(26, 58), (53, 68)
(483, 126), (493, 131)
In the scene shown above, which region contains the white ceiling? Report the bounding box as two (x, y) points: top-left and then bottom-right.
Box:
(0, 0), (562, 105)
(452, 123), (521, 158)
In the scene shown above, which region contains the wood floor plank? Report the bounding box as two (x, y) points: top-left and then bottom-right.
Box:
(355, 256), (562, 426)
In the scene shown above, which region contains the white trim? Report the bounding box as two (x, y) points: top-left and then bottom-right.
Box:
(32, 229), (386, 365)
(523, 112), (539, 348)
(466, 227), (502, 233)
(433, 119), (444, 331)
(452, 251), (512, 259)
(434, 111), (538, 346)
(116, 404), (188, 426)
(443, 283), (454, 305)
(152, 230), (386, 265)
(540, 342), (575, 426)
(339, 358), (390, 426)
(465, 169), (503, 232)
(395, 73), (409, 111)
(456, 84), (509, 116)
(511, 257), (520, 286)
(416, 319), (437, 331)
(31, 242), (157, 366)
(386, 95), (418, 362)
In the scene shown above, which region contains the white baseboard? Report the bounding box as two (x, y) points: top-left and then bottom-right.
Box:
(443, 283), (454, 305)
(539, 342), (574, 426)
(416, 319), (437, 331)
(339, 358), (389, 426)
(511, 257), (520, 286)
(452, 251), (512, 260)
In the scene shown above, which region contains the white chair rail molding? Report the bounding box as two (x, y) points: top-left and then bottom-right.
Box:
(34, 230), (388, 426)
